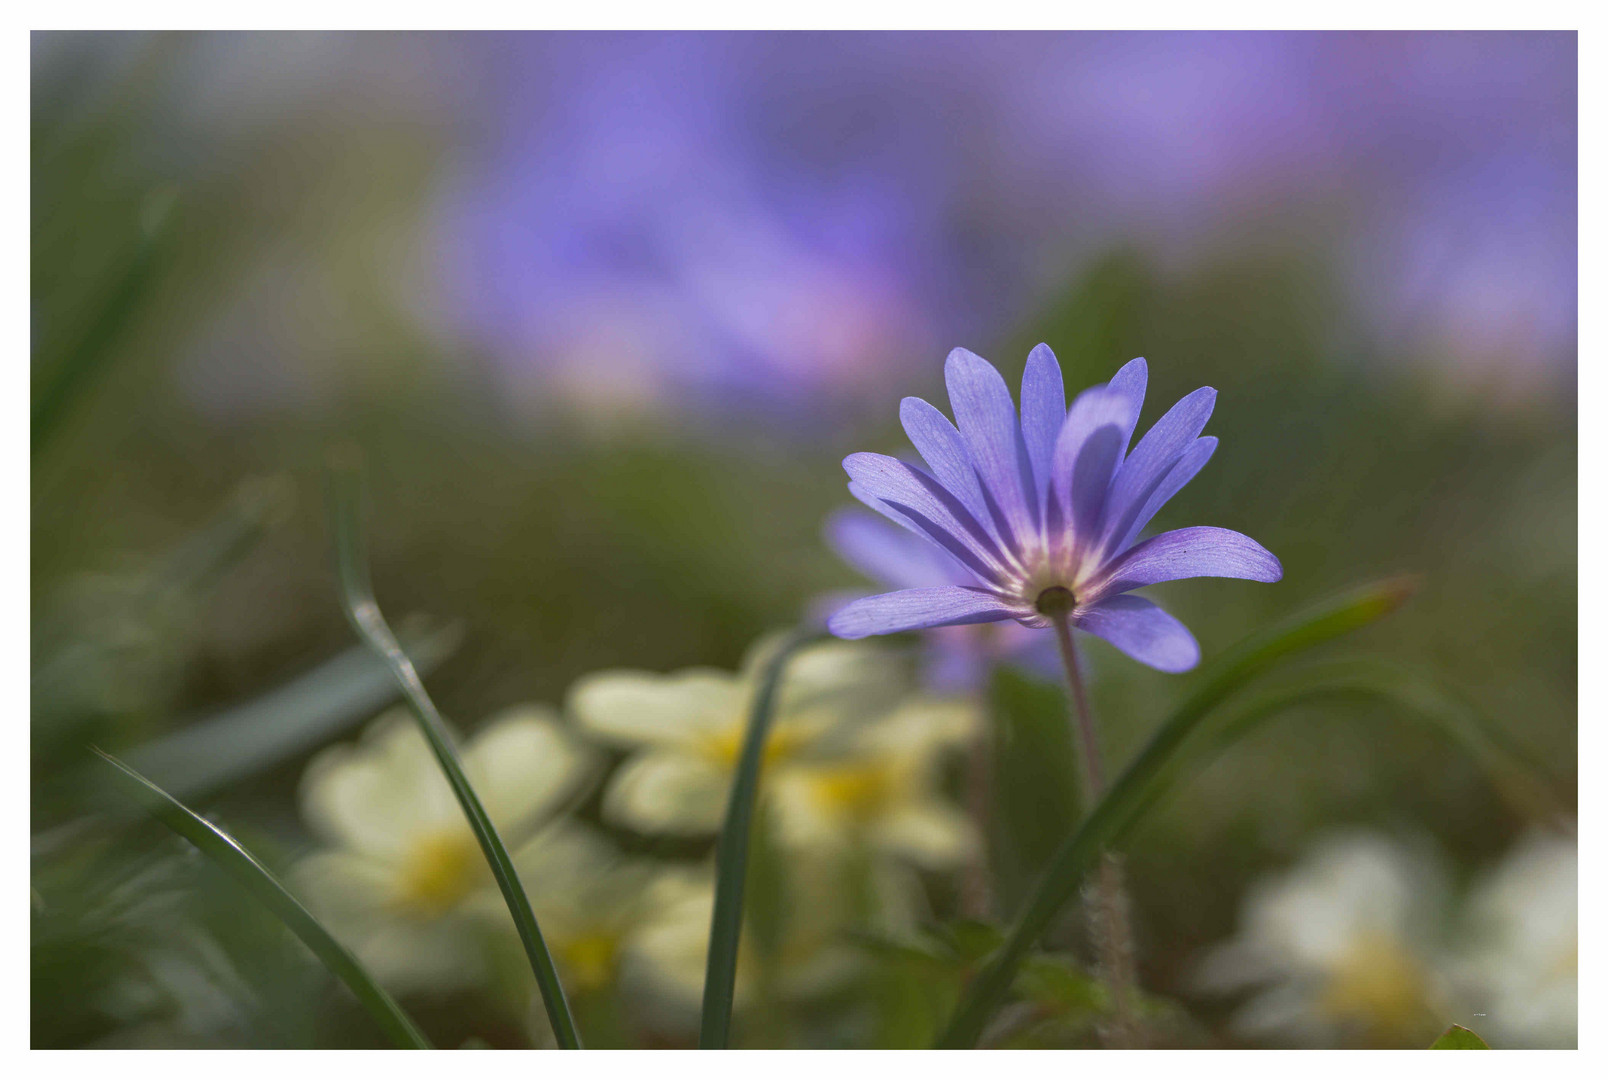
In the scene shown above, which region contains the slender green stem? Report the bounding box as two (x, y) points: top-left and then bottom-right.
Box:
(699, 629), (829, 1049)
(1049, 611), (1136, 1047)
(935, 577), (1416, 1048)
(1049, 612), (1106, 802)
(93, 748), (432, 1049)
(329, 462), (582, 1049)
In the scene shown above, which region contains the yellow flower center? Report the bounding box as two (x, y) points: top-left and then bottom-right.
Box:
(559, 931), (620, 992)
(1319, 932), (1429, 1039)
(701, 722), (808, 770)
(1550, 933), (1578, 978)
(394, 828), (482, 916)
(811, 762), (898, 821)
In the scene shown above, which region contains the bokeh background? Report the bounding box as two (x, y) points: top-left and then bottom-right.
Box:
(32, 30), (1576, 1049)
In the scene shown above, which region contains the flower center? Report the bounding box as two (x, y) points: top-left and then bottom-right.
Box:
(1034, 585), (1078, 618)
(558, 930), (621, 992)
(701, 721), (807, 770)
(1319, 932), (1430, 1039)
(811, 762), (898, 821)
(394, 828), (482, 916)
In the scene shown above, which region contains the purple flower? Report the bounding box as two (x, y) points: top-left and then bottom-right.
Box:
(824, 508), (1059, 692)
(826, 345), (1282, 672)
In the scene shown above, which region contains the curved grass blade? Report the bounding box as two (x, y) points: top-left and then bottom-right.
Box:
(699, 628), (830, 1049)
(126, 621), (462, 801)
(935, 577), (1416, 1048)
(1133, 657), (1571, 828)
(329, 460), (582, 1049)
(92, 748), (432, 1049)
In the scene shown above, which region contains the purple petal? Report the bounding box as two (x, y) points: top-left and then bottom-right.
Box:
(944, 348), (1036, 545)
(1099, 386), (1217, 558)
(844, 454), (1012, 585)
(1085, 526), (1283, 601)
(900, 396), (998, 544)
(1050, 386), (1132, 556)
(825, 508), (970, 591)
(1105, 357), (1149, 451)
(1074, 594), (1200, 673)
(827, 587), (1021, 639)
(1019, 344), (1066, 519)
(1114, 436), (1217, 552)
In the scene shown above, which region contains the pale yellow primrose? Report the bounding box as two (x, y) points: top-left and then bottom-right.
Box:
(292, 706), (594, 992)
(568, 635), (977, 868)
(1450, 827), (1576, 1048)
(1195, 831), (1451, 1047)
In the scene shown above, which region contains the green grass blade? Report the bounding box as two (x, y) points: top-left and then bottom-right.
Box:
(935, 577), (1416, 1048)
(699, 628), (829, 1049)
(329, 461), (582, 1049)
(1134, 657), (1571, 828)
(92, 748), (432, 1049)
(126, 622), (461, 801)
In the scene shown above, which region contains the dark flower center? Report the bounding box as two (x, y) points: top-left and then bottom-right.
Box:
(1034, 585), (1077, 618)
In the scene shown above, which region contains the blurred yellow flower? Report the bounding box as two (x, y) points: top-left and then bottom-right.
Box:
(511, 823), (666, 996)
(291, 706), (595, 992)
(770, 698), (977, 869)
(624, 852), (906, 1029)
(569, 635), (977, 870)
(1195, 831), (1450, 1047)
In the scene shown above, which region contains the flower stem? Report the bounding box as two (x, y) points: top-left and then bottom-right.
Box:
(935, 579), (1417, 1048)
(1049, 614), (1105, 801)
(1049, 611), (1139, 1048)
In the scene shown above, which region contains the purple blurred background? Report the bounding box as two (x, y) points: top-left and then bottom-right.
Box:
(430, 31), (1574, 421)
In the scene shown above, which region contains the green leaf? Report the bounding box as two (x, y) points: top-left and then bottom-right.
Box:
(930, 920), (1008, 969)
(1016, 955), (1105, 1014)
(92, 748), (431, 1049)
(1430, 1024), (1490, 1049)
(934, 577), (1416, 1048)
(698, 626), (829, 1049)
(125, 622), (461, 800)
(329, 459), (582, 1049)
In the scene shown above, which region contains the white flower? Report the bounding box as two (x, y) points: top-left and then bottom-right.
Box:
(1450, 827), (1576, 1048)
(1196, 831), (1450, 1046)
(291, 706), (595, 992)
